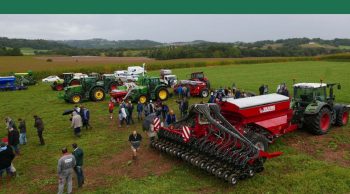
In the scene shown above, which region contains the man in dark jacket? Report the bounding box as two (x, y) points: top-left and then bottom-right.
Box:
(127, 101), (134, 125)
(8, 128), (20, 155)
(80, 106), (91, 130)
(34, 115), (45, 145)
(137, 101), (143, 121)
(72, 143), (84, 188)
(129, 130), (142, 160)
(0, 142), (15, 178)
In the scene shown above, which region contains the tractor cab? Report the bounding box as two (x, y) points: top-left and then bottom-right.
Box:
(189, 72), (210, 89)
(293, 83), (327, 107)
(62, 73), (74, 83)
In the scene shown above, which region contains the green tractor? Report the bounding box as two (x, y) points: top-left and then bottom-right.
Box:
(123, 76), (169, 103)
(63, 77), (106, 104)
(62, 75), (121, 104)
(51, 73), (81, 91)
(291, 82), (350, 135)
(12, 70), (37, 86)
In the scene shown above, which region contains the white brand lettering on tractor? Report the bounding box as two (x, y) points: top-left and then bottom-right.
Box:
(259, 105), (275, 113)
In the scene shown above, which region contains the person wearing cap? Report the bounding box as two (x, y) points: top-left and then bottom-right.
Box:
(57, 147), (76, 194)
(128, 130), (142, 160)
(72, 143), (84, 188)
(165, 110), (176, 126)
(33, 115), (45, 145)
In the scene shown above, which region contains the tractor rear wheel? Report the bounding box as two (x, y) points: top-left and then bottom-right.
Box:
(70, 79), (80, 86)
(90, 87), (105, 102)
(336, 108), (349, 126)
(70, 93), (82, 104)
(156, 88), (169, 101)
(307, 107), (331, 135)
(200, 89), (209, 98)
(139, 95), (148, 104)
(55, 84), (64, 91)
(246, 132), (269, 152)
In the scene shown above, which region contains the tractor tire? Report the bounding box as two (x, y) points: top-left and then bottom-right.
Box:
(70, 93), (82, 104)
(200, 89), (209, 98)
(69, 79), (80, 86)
(156, 87), (169, 101)
(335, 108), (349, 126)
(90, 87), (105, 102)
(306, 107), (331, 135)
(138, 95), (148, 104)
(55, 84), (64, 91)
(109, 81), (119, 92)
(246, 132), (269, 152)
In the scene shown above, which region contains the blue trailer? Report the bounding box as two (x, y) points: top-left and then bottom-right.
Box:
(0, 76), (27, 91)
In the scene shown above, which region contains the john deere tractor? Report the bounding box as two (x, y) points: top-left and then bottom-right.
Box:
(291, 82), (349, 135)
(123, 76), (169, 103)
(63, 77), (106, 103)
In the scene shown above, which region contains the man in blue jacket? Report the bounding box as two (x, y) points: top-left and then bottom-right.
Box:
(72, 143), (84, 188)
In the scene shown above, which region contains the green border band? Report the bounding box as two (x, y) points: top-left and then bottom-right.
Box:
(0, 0), (349, 14)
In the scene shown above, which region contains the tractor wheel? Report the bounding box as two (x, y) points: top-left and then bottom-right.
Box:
(307, 107), (331, 135)
(55, 84), (64, 91)
(156, 88), (169, 101)
(200, 89), (209, 98)
(246, 132), (269, 152)
(109, 81), (119, 92)
(70, 79), (80, 86)
(70, 93), (82, 104)
(139, 95), (148, 104)
(336, 108), (349, 126)
(90, 87), (105, 102)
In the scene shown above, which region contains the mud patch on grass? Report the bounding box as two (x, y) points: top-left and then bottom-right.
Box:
(283, 128), (350, 167)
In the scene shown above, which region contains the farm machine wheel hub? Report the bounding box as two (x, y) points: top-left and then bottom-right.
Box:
(95, 90), (104, 100)
(139, 95), (147, 103)
(254, 142), (266, 151)
(72, 95), (81, 103)
(320, 112), (331, 132)
(158, 90), (168, 100)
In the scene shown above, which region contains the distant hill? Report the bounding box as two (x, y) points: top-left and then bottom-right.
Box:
(59, 39), (163, 49)
(0, 37), (71, 50)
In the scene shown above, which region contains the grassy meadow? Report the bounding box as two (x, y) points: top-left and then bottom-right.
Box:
(0, 59), (350, 194)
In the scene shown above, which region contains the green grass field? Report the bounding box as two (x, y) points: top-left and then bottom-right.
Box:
(1, 60), (350, 194)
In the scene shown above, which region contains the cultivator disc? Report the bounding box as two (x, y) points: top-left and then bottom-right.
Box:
(150, 103), (267, 185)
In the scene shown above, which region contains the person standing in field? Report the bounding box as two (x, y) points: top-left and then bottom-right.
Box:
(0, 141), (16, 180)
(72, 143), (84, 188)
(137, 101), (143, 121)
(71, 111), (82, 137)
(57, 147), (76, 194)
(109, 99), (114, 120)
(80, 105), (91, 130)
(8, 127), (20, 155)
(129, 130), (142, 160)
(165, 110), (176, 126)
(18, 118), (27, 145)
(5, 117), (16, 130)
(127, 101), (134, 125)
(33, 115), (45, 145)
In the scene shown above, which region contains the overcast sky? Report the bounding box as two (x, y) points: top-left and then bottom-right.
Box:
(0, 15), (349, 42)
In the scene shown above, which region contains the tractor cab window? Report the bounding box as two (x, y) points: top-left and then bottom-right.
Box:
(192, 73), (203, 79)
(294, 87), (326, 102)
(198, 114), (209, 125)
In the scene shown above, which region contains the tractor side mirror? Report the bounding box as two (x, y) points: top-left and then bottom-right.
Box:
(337, 84), (341, 90)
